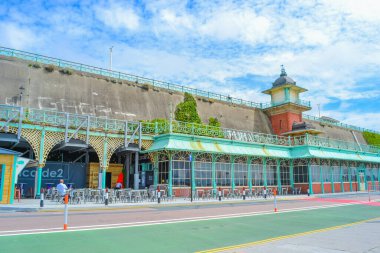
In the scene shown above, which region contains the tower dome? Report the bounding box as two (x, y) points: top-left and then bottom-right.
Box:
(272, 65), (296, 87)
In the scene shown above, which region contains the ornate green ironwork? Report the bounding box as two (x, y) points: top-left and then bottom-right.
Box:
(1, 104), (380, 155)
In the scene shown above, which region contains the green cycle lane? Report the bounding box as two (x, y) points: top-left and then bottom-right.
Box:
(1, 204), (379, 253)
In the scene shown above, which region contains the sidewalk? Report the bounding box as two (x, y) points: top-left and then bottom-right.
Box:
(0, 195), (307, 212)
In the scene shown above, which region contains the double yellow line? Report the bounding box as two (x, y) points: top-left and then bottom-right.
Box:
(196, 217), (380, 253)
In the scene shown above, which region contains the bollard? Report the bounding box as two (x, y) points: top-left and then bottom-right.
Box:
(273, 188), (277, 212)
(242, 187), (246, 200)
(157, 186), (161, 204)
(368, 187), (371, 202)
(105, 188), (109, 206)
(218, 187), (222, 201)
(63, 194), (69, 230)
(40, 192), (44, 208)
(307, 188), (310, 197)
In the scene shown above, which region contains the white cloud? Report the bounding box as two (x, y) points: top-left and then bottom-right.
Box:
(199, 9), (272, 44)
(0, 22), (39, 49)
(94, 3), (139, 31)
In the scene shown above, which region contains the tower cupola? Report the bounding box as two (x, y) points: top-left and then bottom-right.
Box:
(262, 66), (312, 135)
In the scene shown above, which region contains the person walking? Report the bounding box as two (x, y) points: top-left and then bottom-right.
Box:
(57, 179), (68, 201)
(263, 186), (267, 199)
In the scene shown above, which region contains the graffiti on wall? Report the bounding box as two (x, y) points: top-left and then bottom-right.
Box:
(4, 96), (136, 120)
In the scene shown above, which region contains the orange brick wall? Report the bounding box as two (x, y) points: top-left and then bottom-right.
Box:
(270, 112), (302, 135)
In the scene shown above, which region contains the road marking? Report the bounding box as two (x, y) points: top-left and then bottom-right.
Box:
(0, 202), (355, 237)
(196, 216), (380, 253)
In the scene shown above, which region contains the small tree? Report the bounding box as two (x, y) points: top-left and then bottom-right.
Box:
(175, 93), (201, 123)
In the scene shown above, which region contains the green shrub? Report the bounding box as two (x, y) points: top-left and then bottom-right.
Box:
(208, 117), (221, 127)
(32, 63), (41, 68)
(59, 68), (72, 75)
(175, 92), (201, 124)
(44, 65), (55, 72)
(141, 84), (150, 90)
(363, 131), (380, 147)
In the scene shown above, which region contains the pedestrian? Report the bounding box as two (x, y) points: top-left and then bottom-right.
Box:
(57, 179), (68, 201)
(263, 186), (267, 199)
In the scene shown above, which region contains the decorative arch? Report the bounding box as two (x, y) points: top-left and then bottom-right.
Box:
(8, 127), (41, 163)
(235, 156), (247, 164)
(172, 151), (190, 161)
(294, 159), (307, 166)
(195, 153), (212, 162)
(216, 154), (230, 163)
(251, 157), (263, 164)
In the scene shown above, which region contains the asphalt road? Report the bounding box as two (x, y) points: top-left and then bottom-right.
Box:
(0, 195), (379, 253)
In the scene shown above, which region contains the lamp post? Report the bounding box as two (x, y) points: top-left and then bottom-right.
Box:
(19, 86), (25, 106)
(189, 154), (193, 202)
(109, 46), (113, 71)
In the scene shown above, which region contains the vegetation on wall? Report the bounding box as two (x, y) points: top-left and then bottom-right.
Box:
(363, 131), (380, 147)
(174, 92), (201, 124)
(208, 117), (221, 127)
(142, 93), (223, 137)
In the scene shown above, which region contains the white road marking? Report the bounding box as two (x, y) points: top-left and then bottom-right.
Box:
(0, 203), (357, 237)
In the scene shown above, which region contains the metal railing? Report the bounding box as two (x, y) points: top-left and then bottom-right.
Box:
(303, 114), (380, 134)
(1, 104), (379, 154)
(293, 135), (380, 154)
(0, 46), (263, 109)
(261, 99), (311, 109)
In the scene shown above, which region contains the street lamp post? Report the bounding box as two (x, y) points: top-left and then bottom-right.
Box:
(189, 154), (193, 202)
(109, 46), (113, 71)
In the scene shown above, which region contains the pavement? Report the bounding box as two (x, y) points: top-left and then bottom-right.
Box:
(0, 194), (307, 212)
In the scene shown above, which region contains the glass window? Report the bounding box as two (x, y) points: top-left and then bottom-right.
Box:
(194, 161), (212, 187)
(331, 164), (340, 182)
(280, 161), (290, 186)
(251, 160), (264, 186)
(294, 160), (309, 183)
(366, 166), (372, 182)
(374, 168), (379, 181)
(342, 165), (349, 182)
(158, 161), (169, 184)
(321, 162), (330, 183)
(311, 163), (320, 182)
(266, 160), (277, 186)
(350, 166), (357, 182)
(172, 160), (191, 187)
(216, 163), (231, 187)
(234, 163), (248, 187)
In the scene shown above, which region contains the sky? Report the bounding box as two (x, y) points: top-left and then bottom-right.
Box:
(0, 0), (380, 131)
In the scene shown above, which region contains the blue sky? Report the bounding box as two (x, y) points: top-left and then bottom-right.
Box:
(1, 0), (379, 131)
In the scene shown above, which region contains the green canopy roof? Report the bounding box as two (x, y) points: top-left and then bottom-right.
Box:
(146, 134), (291, 158)
(144, 134), (380, 164)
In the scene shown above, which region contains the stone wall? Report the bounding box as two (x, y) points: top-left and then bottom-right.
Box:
(304, 119), (367, 144)
(0, 56), (273, 134)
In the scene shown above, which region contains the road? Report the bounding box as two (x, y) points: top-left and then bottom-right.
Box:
(0, 194), (379, 253)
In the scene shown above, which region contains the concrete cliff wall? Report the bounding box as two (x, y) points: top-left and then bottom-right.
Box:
(304, 119), (367, 145)
(0, 57), (273, 134)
